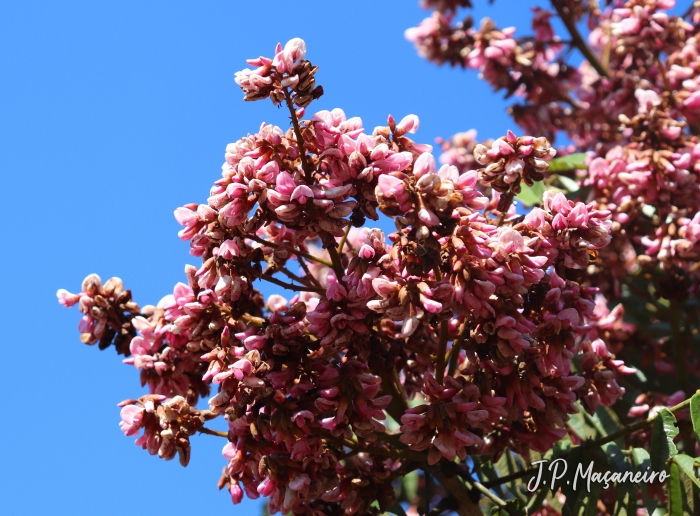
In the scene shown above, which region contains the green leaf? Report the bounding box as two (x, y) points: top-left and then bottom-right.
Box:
(385, 502), (407, 516)
(607, 444), (638, 516)
(547, 153), (587, 172)
(560, 446), (587, 516)
(573, 480), (601, 516)
(516, 180), (545, 207)
(556, 174), (580, 192)
(472, 455), (508, 498)
(401, 471), (419, 504)
(612, 484), (632, 516)
(525, 482), (550, 514)
(604, 442), (631, 476)
(671, 455), (700, 491)
(596, 404), (625, 437)
(650, 408), (679, 471)
(668, 461), (683, 516)
(583, 482), (602, 516)
(690, 394), (700, 447)
(567, 409), (591, 441)
(493, 452), (527, 503)
(633, 448), (658, 516)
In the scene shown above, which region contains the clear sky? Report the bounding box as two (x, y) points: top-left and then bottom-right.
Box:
(0, 1), (543, 514)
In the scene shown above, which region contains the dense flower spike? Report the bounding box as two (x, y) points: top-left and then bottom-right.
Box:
(58, 17), (700, 514)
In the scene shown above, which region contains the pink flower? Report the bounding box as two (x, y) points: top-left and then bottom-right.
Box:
(56, 289), (82, 307)
(119, 405), (144, 436)
(395, 114), (420, 136)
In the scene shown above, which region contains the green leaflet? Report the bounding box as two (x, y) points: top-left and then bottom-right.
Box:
(612, 485), (632, 516)
(505, 452), (528, 503)
(492, 452), (528, 503)
(385, 503), (407, 516)
(525, 482), (550, 514)
(690, 394), (700, 446)
(556, 174), (580, 192)
(596, 404), (625, 437)
(547, 153), (587, 172)
(472, 455), (509, 499)
(567, 409), (590, 441)
(668, 461), (683, 516)
(401, 471), (419, 504)
(670, 454), (700, 490)
(677, 460), (696, 516)
(632, 448), (658, 516)
(560, 446), (587, 516)
(515, 180), (545, 207)
(650, 408), (679, 472)
(582, 482), (601, 516)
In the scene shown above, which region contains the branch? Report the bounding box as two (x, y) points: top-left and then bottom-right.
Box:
(682, 1), (699, 19)
(240, 313), (265, 326)
(246, 233), (334, 268)
(428, 496), (459, 516)
(321, 231), (347, 285)
(277, 265), (316, 288)
(670, 299), (690, 393)
(429, 468), (484, 516)
(260, 273), (325, 293)
(552, 1), (610, 79)
(435, 319), (449, 384)
(338, 221), (352, 254)
(496, 191), (515, 227)
(482, 392), (698, 488)
(297, 254), (323, 289)
(199, 427), (228, 438)
(283, 87), (313, 183)
(321, 431), (425, 461)
(447, 322), (470, 377)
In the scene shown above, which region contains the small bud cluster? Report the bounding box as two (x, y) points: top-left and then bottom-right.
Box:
(473, 130), (556, 210)
(235, 38), (323, 109)
(118, 394), (205, 467)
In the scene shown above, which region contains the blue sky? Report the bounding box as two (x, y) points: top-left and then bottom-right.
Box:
(0, 1), (544, 514)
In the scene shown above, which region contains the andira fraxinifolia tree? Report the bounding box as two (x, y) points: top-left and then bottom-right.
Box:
(58, 1), (700, 514)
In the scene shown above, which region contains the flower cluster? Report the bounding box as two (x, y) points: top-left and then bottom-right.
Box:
(57, 274), (139, 354)
(118, 394), (206, 467)
(473, 130), (556, 210)
(405, 0), (700, 512)
(235, 38), (322, 108)
(57, 25), (695, 515)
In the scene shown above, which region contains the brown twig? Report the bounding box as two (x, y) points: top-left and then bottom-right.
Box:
(240, 313), (265, 326)
(296, 254), (322, 288)
(429, 468), (484, 516)
(435, 319), (450, 384)
(246, 233), (334, 268)
(447, 322), (470, 377)
(682, 1), (699, 19)
(199, 427), (228, 438)
(552, 1), (610, 79)
(260, 273), (325, 293)
(322, 232), (347, 285)
(283, 87), (313, 183)
(277, 265), (315, 288)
